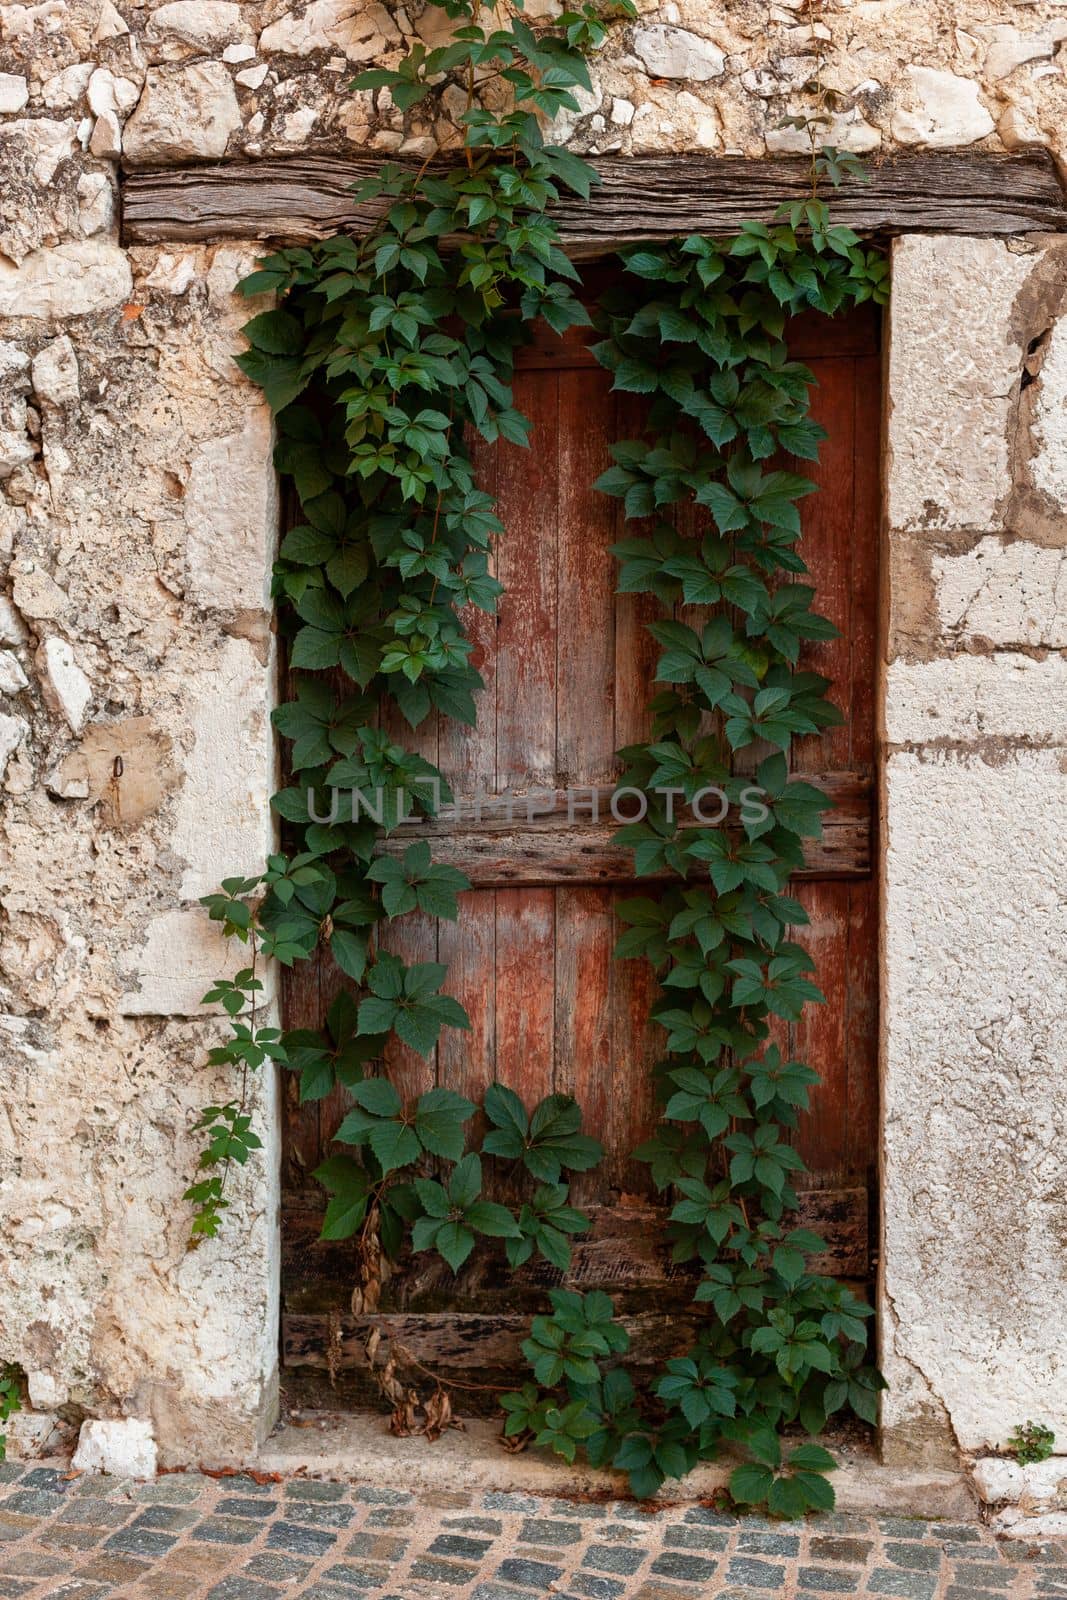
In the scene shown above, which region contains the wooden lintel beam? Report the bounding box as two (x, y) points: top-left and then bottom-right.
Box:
(368, 772), (871, 885)
(121, 150), (1067, 252)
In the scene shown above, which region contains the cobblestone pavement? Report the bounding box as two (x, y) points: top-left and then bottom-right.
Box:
(0, 1460), (1064, 1600)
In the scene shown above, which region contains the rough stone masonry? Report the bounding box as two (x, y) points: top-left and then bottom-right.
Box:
(0, 0), (1065, 1507)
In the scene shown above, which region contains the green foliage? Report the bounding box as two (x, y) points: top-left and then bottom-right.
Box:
(1008, 1420), (1056, 1466)
(186, 0), (887, 1519)
(0, 1366), (21, 1463)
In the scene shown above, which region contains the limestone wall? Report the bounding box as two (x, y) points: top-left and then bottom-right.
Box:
(881, 235), (1067, 1465)
(0, 0), (1065, 1472)
(0, 241), (282, 1462)
(3, 0), (1067, 177)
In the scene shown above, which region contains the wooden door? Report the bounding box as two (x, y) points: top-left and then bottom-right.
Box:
(280, 300), (881, 1402)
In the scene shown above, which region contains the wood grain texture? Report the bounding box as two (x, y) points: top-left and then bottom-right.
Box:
(281, 1185), (869, 1318)
(281, 300), (883, 1350)
(369, 774), (871, 885)
(122, 150), (1067, 249)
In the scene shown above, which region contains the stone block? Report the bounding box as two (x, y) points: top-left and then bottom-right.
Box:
(119, 907), (273, 1016)
(122, 64), (241, 163)
(0, 242), (133, 320)
(891, 67), (996, 148)
(973, 1455), (1067, 1505)
(881, 747), (1067, 1454)
(632, 25), (725, 80)
(184, 408), (277, 613)
(886, 237), (1033, 533)
(73, 1419), (158, 1480)
(932, 538), (1067, 648)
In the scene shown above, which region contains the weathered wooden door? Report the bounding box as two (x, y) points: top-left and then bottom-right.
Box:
(281, 299), (880, 1402)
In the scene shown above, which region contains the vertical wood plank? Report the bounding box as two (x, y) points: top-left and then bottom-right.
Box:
(437, 889), (496, 1114)
(793, 357), (855, 774)
(494, 887), (556, 1110)
(495, 370), (559, 789)
(791, 879), (849, 1176)
(553, 887), (614, 1205)
(608, 893), (659, 1198)
(557, 367), (618, 787)
(445, 430), (499, 801)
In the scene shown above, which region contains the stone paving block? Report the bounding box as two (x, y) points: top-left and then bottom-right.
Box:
(496, 1555), (564, 1586)
(69, 1476), (130, 1499)
(738, 1529), (801, 1556)
(582, 1541), (647, 1575)
(102, 1524), (177, 1557)
(285, 1480), (348, 1502)
(135, 1477), (206, 1505)
(265, 1519), (336, 1556)
(366, 1508), (415, 1528)
(0, 1549), (68, 1575)
(1, 1491), (65, 1518)
(868, 1568), (939, 1599)
(19, 1467), (69, 1491)
(519, 1516), (583, 1545)
(205, 1578), (284, 1600)
(682, 1505), (740, 1527)
(322, 1558), (392, 1587)
(809, 1536), (874, 1564)
(0, 1471), (21, 1487)
(569, 1573), (626, 1600)
(58, 1496), (132, 1528)
(244, 1550), (311, 1581)
(931, 1524), (984, 1544)
(216, 1497), (279, 1519)
(78, 1550), (150, 1582)
(797, 1565), (862, 1592)
(411, 1554), (481, 1584)
(195, 1515), (263, 1546)
(282, 1500), (357, 1529)
(949, 1562), (1013, 1588)
(483, 1493), (541, 1514)
(130, 1503), (201, 1533)
(302, 1587), (373, 1600)
(353, 1486), (412, 1506)
(1, 1464), (1065, 1600)
(662, 1522), (728, 1551)
(885, 1541), (943, 1570)
(633, 1583), (709, 1600)
(443, 1515), (503, 1535)
(344, 1531), (408, 1561)
(134, 1571), (212, 1598)
(39, 1526), (104, 1553)
(878, 1519), (933, 1540)
(420, 1491), (474, 1510)
(651, 1549), (721, 1582)
(0, 1513), (52, 1541)
(430, 1531), (493, 1560)
(598, 1521), (641, 1544)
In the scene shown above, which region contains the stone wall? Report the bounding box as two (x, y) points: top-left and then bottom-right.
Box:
(881, 234), (1067, 1466)
(3, 0), (1067, 177)
(0, 0), (1065, 1472)
(0, 240), (282, 1462)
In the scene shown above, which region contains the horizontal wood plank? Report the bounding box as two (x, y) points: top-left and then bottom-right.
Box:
(284, 1309), (699, 1373)
(369, 773), (871, 886)
(121, 151), (1067, 250)
(281, 1188), (870, 1323)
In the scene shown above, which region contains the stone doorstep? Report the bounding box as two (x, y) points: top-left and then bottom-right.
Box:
(249, 1412), (977, 1521)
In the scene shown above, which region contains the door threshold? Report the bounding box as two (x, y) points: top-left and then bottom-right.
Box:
(256, 1410), (974, 1520)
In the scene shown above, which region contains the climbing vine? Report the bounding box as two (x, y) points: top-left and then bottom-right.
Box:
(186, 0), (888, 1515)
